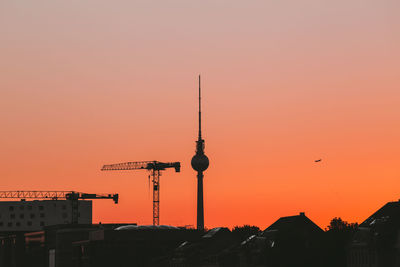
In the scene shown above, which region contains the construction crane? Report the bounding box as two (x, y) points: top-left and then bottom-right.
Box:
(101, 161), (180, 225)
(0, 191), (119, 224)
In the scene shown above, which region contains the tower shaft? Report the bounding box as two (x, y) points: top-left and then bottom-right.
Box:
(197, 171), (204, 230)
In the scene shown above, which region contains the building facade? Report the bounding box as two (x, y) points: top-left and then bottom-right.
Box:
(0, 200), (92, 232)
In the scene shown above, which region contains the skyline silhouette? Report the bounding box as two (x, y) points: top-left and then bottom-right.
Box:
(0, 1), (399, 229)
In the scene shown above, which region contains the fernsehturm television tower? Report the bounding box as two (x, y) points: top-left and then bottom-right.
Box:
(191, 75), (209, 231)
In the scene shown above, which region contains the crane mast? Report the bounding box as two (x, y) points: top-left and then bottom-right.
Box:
(101, 161), (180, 225)
(0, 191), (119, 224)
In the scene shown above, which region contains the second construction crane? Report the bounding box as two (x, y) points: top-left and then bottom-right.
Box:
(101, 161), (180, 225)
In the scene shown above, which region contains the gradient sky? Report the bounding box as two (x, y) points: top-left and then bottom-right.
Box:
(1, 0), (399, 230)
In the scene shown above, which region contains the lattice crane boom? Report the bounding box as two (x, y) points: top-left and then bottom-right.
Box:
(101, 160), (180, 225)
(0, 191), (118, 202)
(101, 161), (180, 172)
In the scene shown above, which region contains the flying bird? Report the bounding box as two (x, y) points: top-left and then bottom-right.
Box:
(315, 159), (322, 163)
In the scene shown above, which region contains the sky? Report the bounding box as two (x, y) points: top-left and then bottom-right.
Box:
(0, 0), (399, 230)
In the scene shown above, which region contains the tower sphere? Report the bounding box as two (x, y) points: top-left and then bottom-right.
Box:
(191, 154), (209, 172)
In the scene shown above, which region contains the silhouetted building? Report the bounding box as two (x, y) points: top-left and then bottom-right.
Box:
(0, 200), (92, 232)
(239, 212), (324, 267)
(72, 225), (201, 267)
(171, 227), (240, 267)
(0, 232), (26, 267)
(0, 223), (132, 267)
(348, 200), (400, 267)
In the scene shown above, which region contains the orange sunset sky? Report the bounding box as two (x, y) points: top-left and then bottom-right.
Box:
(1, 1), (399, 230)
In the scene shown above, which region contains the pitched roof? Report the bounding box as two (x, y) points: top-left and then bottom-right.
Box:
(264, 212), (323, 234)
(360, 201), (400, 228)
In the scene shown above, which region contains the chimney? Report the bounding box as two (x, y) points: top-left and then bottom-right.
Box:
(299, 212), (305, 216)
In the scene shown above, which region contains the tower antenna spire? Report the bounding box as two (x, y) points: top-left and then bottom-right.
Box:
(198, 75), (202, 140)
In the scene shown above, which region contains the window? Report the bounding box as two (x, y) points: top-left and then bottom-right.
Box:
(40, 213), (45, 218)
(10, 214), (15, 219)
(62, 213), (68, 218)
(19, 206), (24, 210)
(19, 214), (24, 219)
(16, 222), (20, 227)
(30, 214), (35, 219)
(40, 222), (45, 227)
(0, 222), (3, 226)
(27, 221), (32, 226)
(7, 222), (12, 227)
(78, 212), (81, 218)
(39, 206), (44, 211)
(9, 206), (14, 211)
(28, 206), (32, 210)
(62, 205), (66, 210)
